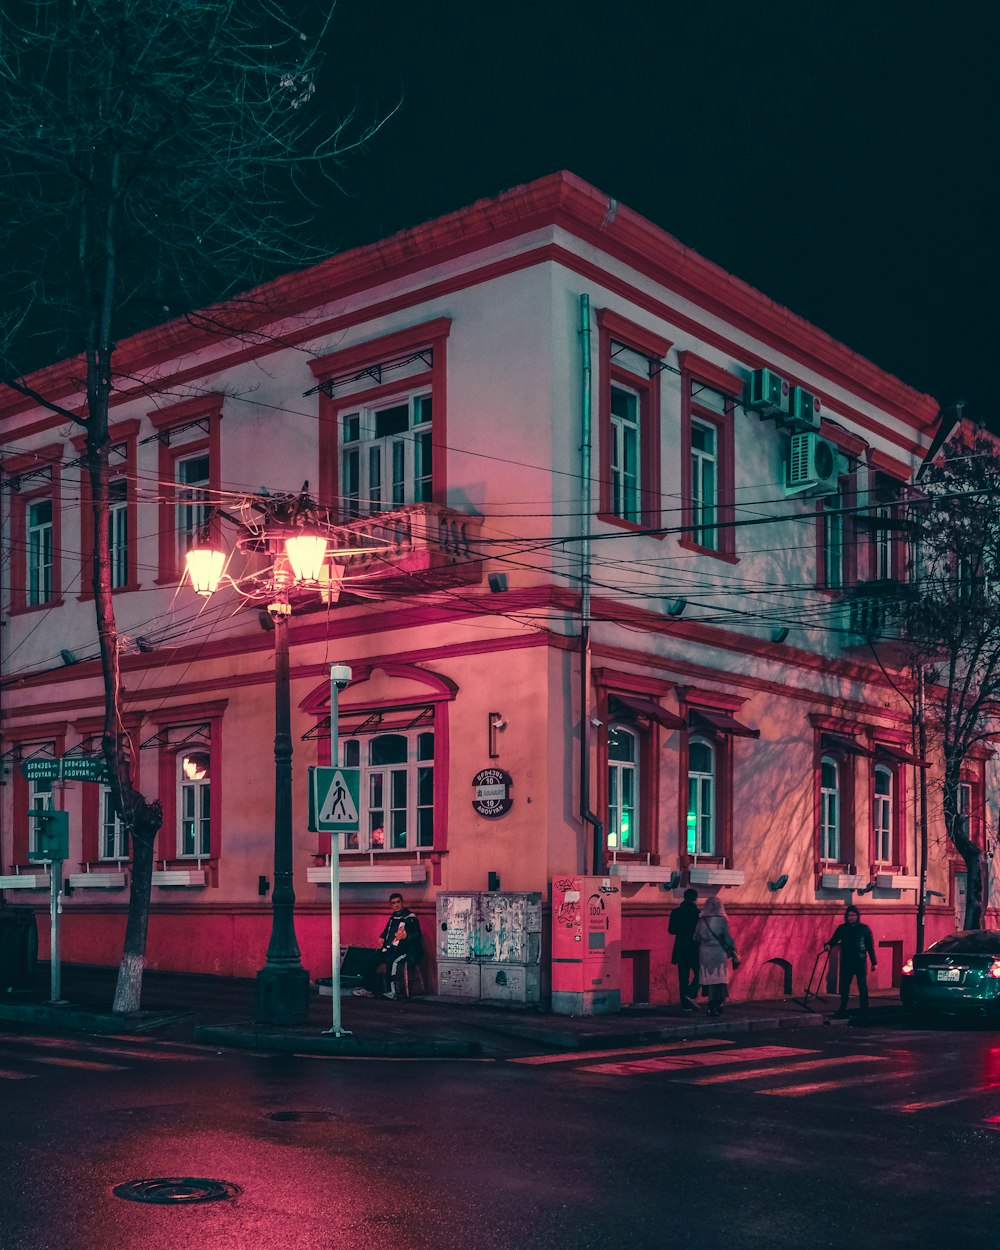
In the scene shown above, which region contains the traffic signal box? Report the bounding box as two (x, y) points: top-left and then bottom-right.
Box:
(27, 810), (69, 862)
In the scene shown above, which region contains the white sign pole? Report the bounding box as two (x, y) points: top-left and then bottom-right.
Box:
(324, 664), (352, 1037)
(49, 857), (62, 1004)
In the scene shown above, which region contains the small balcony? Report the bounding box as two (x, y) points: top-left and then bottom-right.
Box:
(841, 579), (913, 651)
(325, 504), (483, 594)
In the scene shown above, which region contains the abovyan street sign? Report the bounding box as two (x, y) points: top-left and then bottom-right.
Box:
(20, 756), (108, 783)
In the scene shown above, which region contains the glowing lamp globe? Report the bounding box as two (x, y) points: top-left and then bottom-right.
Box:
(185, 546), (226, 596)
(285, 533), (328, 583)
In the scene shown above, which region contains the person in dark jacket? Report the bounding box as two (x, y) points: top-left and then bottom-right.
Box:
(354, 893), (424, 999)
(825, 905), (877, 1017)
(668, 889), (701, 1010)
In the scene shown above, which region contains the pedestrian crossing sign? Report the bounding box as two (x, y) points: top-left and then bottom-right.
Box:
(308, 766), (360, 832)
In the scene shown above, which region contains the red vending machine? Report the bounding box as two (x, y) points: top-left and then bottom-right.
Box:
(550, 875), (621, 1015)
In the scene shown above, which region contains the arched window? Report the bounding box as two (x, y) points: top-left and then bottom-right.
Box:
(177, 749), (211, 858)
(687, 735), (716, 855)
(873, 763), (894, 863)
(342, 729), (434, 853)
(607, 724), (638, 850)
(820, 756), (840, 862)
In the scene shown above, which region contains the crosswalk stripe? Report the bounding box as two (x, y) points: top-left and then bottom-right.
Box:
(761, 1069), (913, 1098)
(889, 1094), (976, 1113)
(2, 1035), (200, 1063)
(0, 1068), (37, 1080)
(580, 1044), (815, 1077)
(0, 1048), (125, 1072)
(510, 1038), (734, 1066)
(688, 1054), (887, 1086)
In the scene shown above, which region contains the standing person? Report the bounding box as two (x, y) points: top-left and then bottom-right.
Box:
(353, 892), (424, 999)
(694, 895), (740, 1017)
(668, 888), (701, 1010)
(825, 905), (877, 1018)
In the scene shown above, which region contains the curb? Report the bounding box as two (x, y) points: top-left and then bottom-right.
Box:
(0, 1001), (185, 1035)
(193, 1023), (484, 1058)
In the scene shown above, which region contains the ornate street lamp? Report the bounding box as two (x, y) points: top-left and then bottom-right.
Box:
(185, 488), (339, 1025)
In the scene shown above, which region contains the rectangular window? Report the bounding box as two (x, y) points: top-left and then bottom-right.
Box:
(341, 729), (433, 852)
(610, 384), (641, 524)
(822, 491), (845, 590)
(177, 749), (211, 858)
(607, 725), (639, 850)
(27, 499), (54, 606)
(100, 786), (128, 860)
(873, 764), (894, 864)
(870, 474), (902, 583)
(820, 757), (841, 862)
(690, 417), (718, 550)
(341, 393), (432, 518)
(175, 453), (210, 563)
(27, 776), (54, 856)
(108, 478), (129, 590)
(687, 737), (716, 855)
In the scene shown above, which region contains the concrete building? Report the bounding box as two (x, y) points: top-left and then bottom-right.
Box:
(0, 172), (984, 1003)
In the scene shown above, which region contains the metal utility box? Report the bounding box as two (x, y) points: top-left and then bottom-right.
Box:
(436, 892), (542, 1002)
(551, 875), (622, 1015)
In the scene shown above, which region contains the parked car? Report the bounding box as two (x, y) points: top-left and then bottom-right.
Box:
(900, 931), (1000, 1015)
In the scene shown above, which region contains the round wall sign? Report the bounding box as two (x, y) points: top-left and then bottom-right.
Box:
(472, 768), (513, 818)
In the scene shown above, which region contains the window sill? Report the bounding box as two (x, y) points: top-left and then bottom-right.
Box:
(596, 511), (664, 539)
(875, 872), (920, 891)
(307, 861), (428, 885)
(819, 871), (869, 890)
(68, 870), (128, 889)
(152, 867), (208, 887)
(689, 865), (745, 886)
(8, 598), (65, 617)
(77, 582), (142, 602)
(677, 538), (739, 565)
(608, 861), (678, 884)
(0, 871), (51, 890)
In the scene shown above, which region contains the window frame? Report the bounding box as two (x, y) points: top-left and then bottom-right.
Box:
(339, 727), (435, 854)
(312, 319), (451, 517)
(4, 445), (64, 615)
(678, 352), (741, 562)
(606, 722), (640, 853)
(867, 469), (906, 584)
(176, 747), (212, 859)
(595, 310), (670, 532)
(686, 734), (717, 857)
(151, 703), (226, 879)
(150, 395), (223, 585)
(819, 755), (841, 864)
(99, 785), (129, 862)
(73, 419), (141, 599)
(339, 388), (434, 517)
(872, 761), (895, 865)
(816, 471), (858, 593)
(6, 726), (67, 866)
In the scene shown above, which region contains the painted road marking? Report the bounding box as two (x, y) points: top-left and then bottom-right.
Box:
(510, 1038), (735, 1066)
(890, 1094), (977, 1114)
(580, 1044), (816, 1077)
(688, 1054), (888, 1085)
(0, 1048), (126, 1072)
(0, 1068), (37, 1080)
(761, 1068), (913, 1098)
(2, 1035), (204, 1063)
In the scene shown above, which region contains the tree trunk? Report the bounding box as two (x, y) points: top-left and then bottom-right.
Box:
(962, 842), (984, 931)
(112, 797), (159, 1013)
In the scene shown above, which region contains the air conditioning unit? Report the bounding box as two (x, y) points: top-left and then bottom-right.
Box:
(744, 368), (789, 416)
(782, 386), (822, 432)
(785, 433), (839, 496)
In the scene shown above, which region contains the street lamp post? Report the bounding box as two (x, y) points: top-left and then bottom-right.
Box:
(185, 492), (333, 1026)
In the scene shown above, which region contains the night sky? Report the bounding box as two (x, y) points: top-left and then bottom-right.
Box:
(320, 1), (998, 426)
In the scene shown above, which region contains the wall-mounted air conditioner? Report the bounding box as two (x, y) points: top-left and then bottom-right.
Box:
(744, 368), (789, 416)
(781, 386), (822, 432)
(785, 433), (839, 496)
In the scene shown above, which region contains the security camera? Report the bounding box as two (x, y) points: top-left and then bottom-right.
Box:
(329, 663), (353, 688)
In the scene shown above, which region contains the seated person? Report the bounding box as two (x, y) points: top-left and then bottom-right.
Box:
(353, 892), (424, 999)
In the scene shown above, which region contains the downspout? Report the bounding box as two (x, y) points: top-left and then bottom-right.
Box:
(915, 664), (929, 952)
(578, 294), (603, 874)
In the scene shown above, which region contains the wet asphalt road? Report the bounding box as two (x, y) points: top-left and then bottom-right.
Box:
(1, 1020), (999, 1250)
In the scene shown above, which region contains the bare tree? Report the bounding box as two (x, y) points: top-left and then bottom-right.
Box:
(0, 0), (378, 1011)
(895, 429), (1000, 930)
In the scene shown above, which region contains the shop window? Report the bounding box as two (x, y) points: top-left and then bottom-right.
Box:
(607, 724), (639, 851)
(341, 729), (434, 852)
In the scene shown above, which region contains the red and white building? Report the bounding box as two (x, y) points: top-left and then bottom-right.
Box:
(0, 172), (986, 1002)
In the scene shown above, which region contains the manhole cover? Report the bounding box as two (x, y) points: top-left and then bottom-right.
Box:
(112, 1178), (241, 1204)
(266, 1110), (338, 1123)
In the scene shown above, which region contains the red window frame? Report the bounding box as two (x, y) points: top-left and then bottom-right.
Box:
(595, 309), (671, 532)
(310, 319), (451, 514)
(678, 352), (741, 563)
(867, 469), (906, 583)
(150, 395), (223, 585)
(815, 470), (859, 593)
(4, 444), (64, 614)
(72, 715), (143, 865)
(73, 419), (141, 600)
(151, 702), (227, 884)
(870, 750), (908, 871)
(812, 731), (862, 872)
(6, 723), (68, 867)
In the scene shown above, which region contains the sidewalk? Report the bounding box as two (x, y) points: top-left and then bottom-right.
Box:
(0, 963), (903, 1057)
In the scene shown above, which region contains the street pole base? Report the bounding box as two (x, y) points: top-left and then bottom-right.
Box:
(255, 964), (311, 1026)
(321, 1026), (353, 1037)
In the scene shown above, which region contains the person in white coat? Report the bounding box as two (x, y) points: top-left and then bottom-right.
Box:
(694, 895), (739, 1016)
